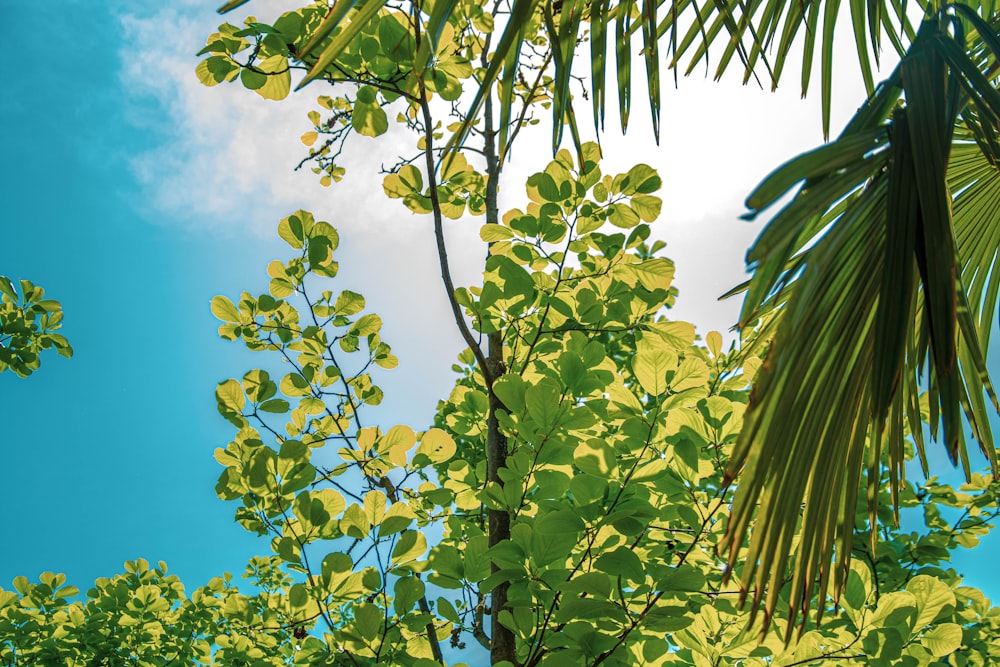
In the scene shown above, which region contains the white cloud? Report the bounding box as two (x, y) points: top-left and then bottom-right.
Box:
(119, 3), (417, 240)
(117, 2), (896, 351)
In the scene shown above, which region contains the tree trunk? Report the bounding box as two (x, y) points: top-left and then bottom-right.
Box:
(483, 92), (516, 666)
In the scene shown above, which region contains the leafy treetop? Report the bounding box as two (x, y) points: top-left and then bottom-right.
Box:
(0, 276), (71, 378)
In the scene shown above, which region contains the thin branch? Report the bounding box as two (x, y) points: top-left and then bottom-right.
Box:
(415, 76), (492, 384)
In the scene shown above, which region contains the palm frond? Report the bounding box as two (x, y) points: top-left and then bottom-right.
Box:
(217, 0), (251, 12)
(219, 0), (994, 149)
(722, 11), (1000, 635)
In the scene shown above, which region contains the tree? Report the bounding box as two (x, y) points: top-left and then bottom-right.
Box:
(7, 200), (1000, 664)
(720, 7), (1000, 633)
(200, 193), (1000, 664)
(3, 1), (1000, 665)
(0, 277), (71, 377)
(0, 558), (311, 665)
(207, 0), (1000, 633)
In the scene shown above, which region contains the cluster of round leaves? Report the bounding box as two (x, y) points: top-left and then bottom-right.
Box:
(198, 4), (487, 189)
(422, 148), (1000, 666)
(456, 143), (672, 339)
(0, 558), (317, 666)
(5, 149), (999, 664)
(201, 147), (1000, 666)
(196, 18), (293, 102)
(211, 210), (474, 664)
(383, 152), (487, 219)
(0, 276), (71, 378)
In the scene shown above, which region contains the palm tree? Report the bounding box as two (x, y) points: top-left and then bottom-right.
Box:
(720, 9), (1000, 634)
(219, 0), (1000, 636)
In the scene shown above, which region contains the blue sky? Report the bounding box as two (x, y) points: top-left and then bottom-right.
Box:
(2, 0), (998, 606)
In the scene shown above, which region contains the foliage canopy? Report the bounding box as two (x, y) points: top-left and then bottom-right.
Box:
(0, 277), (71, 378)
(3, 0), (1000, 664)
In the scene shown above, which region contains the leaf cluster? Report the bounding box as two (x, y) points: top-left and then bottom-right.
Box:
(0, 276), (71, 378)
(196, 148), (1000, 666)
(0, 558), (317, 666)
(723, 8), (1000, 634)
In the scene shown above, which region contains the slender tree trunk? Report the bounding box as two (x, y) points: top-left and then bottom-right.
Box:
(483, 91), (516, 666)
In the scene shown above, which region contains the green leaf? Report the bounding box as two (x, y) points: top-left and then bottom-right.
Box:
(594, 546), (644, 582)
(921, 623), (963, 657)
(422, 0), (461, 70)
(527, 172), (562, 202)
(310, 220), (339, 248)
(364, 490), (387, 526)
(0, 276), (16, 301)
(242, 369), (275, 402)
(569, 473), (606, 504)
(216, 379), (246, 414)
(270, 277), (295, 299)
(393, 575), (424, 615)
(341, 503), (368, 539)
(646, 320), (695, 349)
(658, 565), (706, 593)
(429, 545), (465, 583)
(436, 596), (460, 623)
(288, 583), (310, 609)
(615, 0), (633, 133)
(308, 236), (333, 270)
(906, 575), (955, 630)
(415, 428), (456, 464)
(278, 213), (308, 248)
(489, 255), (535, 299)
(391, 530), (427, 568)
(351, 313), (382, 337)
(630, 194), (662, 222)
(525, 378), (562, 429)
(633, 335), (678, 396)
(622, 164), (661, 194)
(334, 290), (365, 315)
(630, 258), (675, 292)
(281, 372), (311, 397)
(240, 67), (266, 90)
(607, 202), (640, 228)
(671, 358), (709, 392)
(314, 489), (346, 525)
(705, 331), (723, 357)
(197, 56), (238, 86)
(259, 399), (290, 413)
(254, 54), (290, 101)
(573, 440), (616, 476)
(493, 373), (527, 413)
(745, 125), (885, 212)
(383, 164), (424, 199)
(379, 501), (416, 536)
(352, 88), (389, 137)
(354, 602), (382, 640)
(217, 0), (251, 12)
(481, 223), (515, 242)
(377, 424), (416, 466)
(869, 591), (917, 640)
(210, 295), (241, 322)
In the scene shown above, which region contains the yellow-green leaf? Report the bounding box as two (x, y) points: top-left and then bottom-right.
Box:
(379, 501), (416, 536)
(415, 428), (456, 464)
(921, 623), (963, 657)
(211, 295), (241, 322)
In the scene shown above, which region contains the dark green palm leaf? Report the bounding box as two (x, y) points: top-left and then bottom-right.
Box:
(723, 11), (1000, 635)
(298, 0), (389, 88)
(616, 0), (635, 132)
(217, 0), (251, 12)
(219, 0), (982, 149)
(591, 0), (612, 132)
